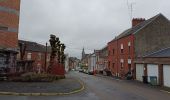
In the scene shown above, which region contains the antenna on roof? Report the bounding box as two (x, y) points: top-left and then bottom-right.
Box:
(127, 0), (136, 21)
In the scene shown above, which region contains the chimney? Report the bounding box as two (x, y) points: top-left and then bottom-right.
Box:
(132, 18), (145, 27)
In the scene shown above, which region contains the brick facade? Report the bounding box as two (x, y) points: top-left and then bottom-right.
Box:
(0, 0), (20, 48)
(24, 51), (50, 73)
(108, 35), (135, 78)
(0, 0), (20, 73)
(18, 40), (51, 73)
(108, 14), (170, 79)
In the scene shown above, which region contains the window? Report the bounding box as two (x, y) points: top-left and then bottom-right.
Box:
(38, 53), (41, 60)
(27, 53), (32, 60)
(112, 49), (115, 55)
(108, 51), (110, 56)
(128, 59), (131, 64)
(112, 63), (115, 68)
(47, 54), (50, 61)
(128, 46), (130, 54)
(121, 49), (124, 53)
(0, 26), (8, 31)
(128, 64), (131, 71)
(120, 44), (124, 53)
(108, 61), (110, 67)
(120, 59), (124, 63)
(128, 42), (131, 54)
(128, 42), (131, 46)
(121, 44), (124, 49)
(121, 63), (123, 69)
(120, 59), (124, 69)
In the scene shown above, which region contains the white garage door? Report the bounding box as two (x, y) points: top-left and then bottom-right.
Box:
(163, 65), (170, 87)
(147, 64), (159, 83)
(136, 64), (144, 81)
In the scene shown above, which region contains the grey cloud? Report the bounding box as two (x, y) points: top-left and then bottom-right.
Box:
(19, 0), (170, 58)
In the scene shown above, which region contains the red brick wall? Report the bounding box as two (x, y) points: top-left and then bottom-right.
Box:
(0, 0), (20, 10)
(0, 0), (20, 48)
(23, 51), (50, 72)
(108, 39), (118, 76)
(0, 31), (18, 48)
(108, 35), (135, 78)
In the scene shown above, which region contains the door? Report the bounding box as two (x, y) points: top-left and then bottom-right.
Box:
(163, 65), (170, 87)
(147, 64), (159, 83)
(136, 64), (144, 81)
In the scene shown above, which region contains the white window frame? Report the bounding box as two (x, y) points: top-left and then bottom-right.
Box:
(121, 44), (124, 49)
(128, 42), (131, 46)
(120, 59), (124, 63)
(128, 59), (131, 64)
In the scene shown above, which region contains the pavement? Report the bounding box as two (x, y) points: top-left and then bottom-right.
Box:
(0, 71), (170, 100)
(0, 73), (84, 96)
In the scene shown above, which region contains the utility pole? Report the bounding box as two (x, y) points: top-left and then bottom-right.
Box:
(44, 42), (47, 72)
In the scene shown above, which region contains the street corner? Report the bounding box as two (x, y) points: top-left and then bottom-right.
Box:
(0, 77), (85, 96)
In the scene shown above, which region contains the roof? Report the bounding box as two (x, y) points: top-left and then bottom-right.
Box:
(109, 13), (165, 42)
(144, 47), (170, 57)
(18, 40), (51, 52)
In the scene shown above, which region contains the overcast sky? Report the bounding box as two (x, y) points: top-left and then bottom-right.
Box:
(19, 0), (170, 59)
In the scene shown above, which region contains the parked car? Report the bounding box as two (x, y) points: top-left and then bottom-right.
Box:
(78, 68), (83, 73)
(103, 69), (112, 76)
(88, 71), (93, 75)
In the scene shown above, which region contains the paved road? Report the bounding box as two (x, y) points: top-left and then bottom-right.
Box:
(0, 71), (170, 100)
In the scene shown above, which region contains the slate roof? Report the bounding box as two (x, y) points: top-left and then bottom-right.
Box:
(110, 13), (165, 42)
(18, 40), (51, 52)
(144, 47), (170, 57)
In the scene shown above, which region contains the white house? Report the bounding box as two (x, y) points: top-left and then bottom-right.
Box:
(65, 54), (69, 73)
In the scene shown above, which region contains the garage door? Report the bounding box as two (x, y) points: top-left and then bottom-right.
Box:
(136, 64), (144, 81)
(147, 64), (158, 83)
(163, 65), (170, 87)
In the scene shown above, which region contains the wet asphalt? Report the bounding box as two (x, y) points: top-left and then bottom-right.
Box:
(0, 71), (170, 100)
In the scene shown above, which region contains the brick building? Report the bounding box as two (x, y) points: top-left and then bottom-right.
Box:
(108, 24), (135, 78)
(0, 0), (20, 73)
(108, 13), (170, 79)
(18, 40), (51, 73)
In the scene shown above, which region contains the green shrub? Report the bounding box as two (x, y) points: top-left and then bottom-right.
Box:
(10, 72), (65, 82)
